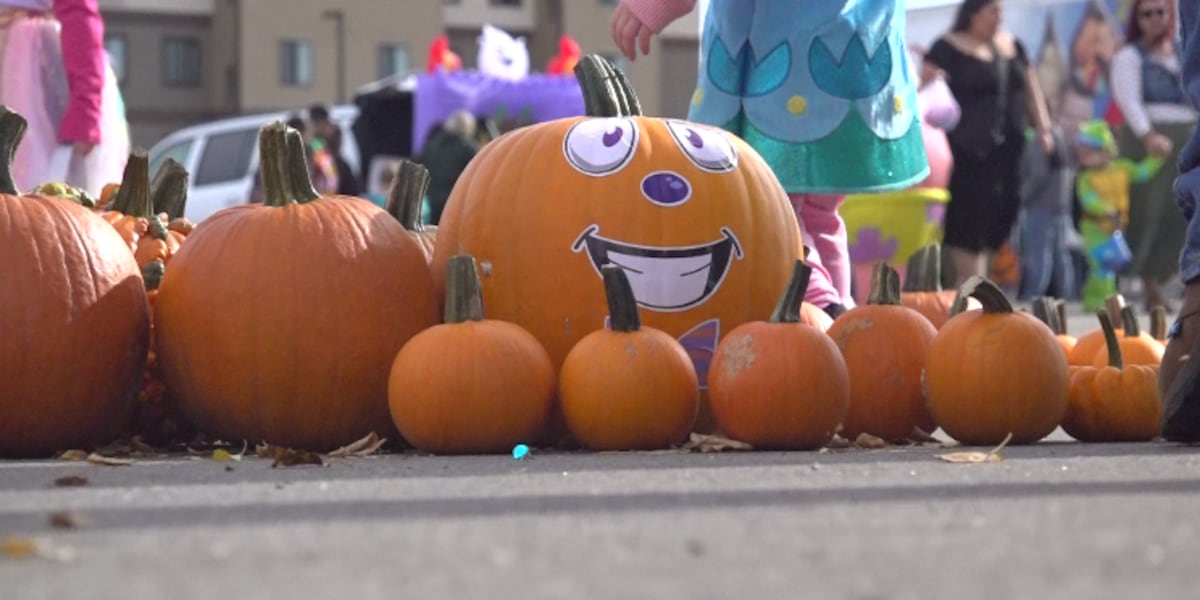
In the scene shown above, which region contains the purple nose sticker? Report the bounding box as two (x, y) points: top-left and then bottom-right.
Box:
(641, 171), (691, 206)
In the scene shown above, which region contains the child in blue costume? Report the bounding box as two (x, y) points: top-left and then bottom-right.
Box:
(612, 0), (929, 313)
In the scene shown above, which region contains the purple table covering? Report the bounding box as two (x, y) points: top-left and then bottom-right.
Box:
(413, 71), (587, 154)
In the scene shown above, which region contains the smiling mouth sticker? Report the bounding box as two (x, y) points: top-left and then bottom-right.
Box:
(571, 225), (744, 312)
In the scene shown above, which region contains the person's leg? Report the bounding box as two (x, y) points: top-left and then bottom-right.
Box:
(1160, 0), (1200, 440)
(788, 193), (844, 313)
(1050, 214), (1078, 300)
(796, 193), (854, 308)
(1080, 221), (1115, 311)
(1018, 207), (1053, 301)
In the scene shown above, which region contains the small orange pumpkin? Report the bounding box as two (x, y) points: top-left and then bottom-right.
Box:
(0, 107), (150, 456)
(924, 276), (1069, 445)
(828, 262), (936, 442)
(389, 255), (555, 454)
(559, 264), (699, 451)
(708, 260), (850, 449)
(901, 243), (979, 328)
(156, 123), (439, 450)
(1063, 310), (1161, 442)
(1090, 306), (1163, 367)
(385, 160), (437, 262)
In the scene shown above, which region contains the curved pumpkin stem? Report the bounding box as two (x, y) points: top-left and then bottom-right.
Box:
(1120, 306), (1143, 339)
(950, 276), (1011, 316)
(769, 260), (812, 323)
(285, 129), (321, 203)
(1098, 309), (1124, 369)
(150, 157), (189, 219)
(1104, 294), (1126, 330)
(0, 106), (27, 195)
(110, 150), (153, 218)
(444, 254), (485, 323)
(903, 243), (943, 292)
(142, 259), (165, 291)
(385, 159), (431, 230)
(258, 122), (294, 207)
(1150, 305), (1168, 342)
(1031, 296), (1054, 330)
(867, 262), (901, 305)
(602, 263), (641, 332)
(574, 54), (643, 117)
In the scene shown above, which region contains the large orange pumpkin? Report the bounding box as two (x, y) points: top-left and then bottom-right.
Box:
(924, 277), (1070, 445)
(0, 108), (150, 456)
(707, 260), (850, 449)
(828, 262), (936, 442)
(430, 56), (800, 412)
(155, 123), (439, 450)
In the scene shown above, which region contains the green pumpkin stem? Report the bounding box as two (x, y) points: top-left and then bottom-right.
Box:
(258, 122), (294, 207)
(769, 260), (812, 323)
(867, 261), (901, 305)
(903, 243), (943, 292)
(385, 159), (431, 230)
(1098, 309), (1124, 369)
(602, 263), (641, 332)
(150, 158), (189, 219)
(110, 150), (154, 218)
(1031, 296), (1054, 330)
(574, 54), (643, 117)
(950, 276), (1011, 316)
(285, 129), (321, 203)
(444, 255), (485, 323)
(1120, 306), (1142, 339)
(0, 106), (26, 195)
(1150, 305), (1168, 341)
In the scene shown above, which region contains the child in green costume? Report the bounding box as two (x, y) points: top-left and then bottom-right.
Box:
(1075, 119), (1165, 310)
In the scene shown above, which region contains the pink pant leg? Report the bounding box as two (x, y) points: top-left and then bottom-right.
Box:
(787, 193), (842, 309)
(792, 193), (853, 307)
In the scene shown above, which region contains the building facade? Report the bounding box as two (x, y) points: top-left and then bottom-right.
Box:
(97, 0), (700, 148)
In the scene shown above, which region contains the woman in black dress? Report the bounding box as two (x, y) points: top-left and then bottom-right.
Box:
(924, 0), (1054, 286)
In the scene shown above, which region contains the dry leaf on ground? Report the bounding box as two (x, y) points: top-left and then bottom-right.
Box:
(935, 433), (1013, 464)
(909, 427), (944, 444)
(824, 435), (852, 450)
(48, 511), (91, 529)
(328, 432), (387, 458)
(56, 449), (89, 462)
(86, 453), (134, 467)
(257, 443), (327, 468)
(854, 433), (888, 449)
(0, 537), (75, 562)
(212, 441), (248, 463)
(680, 433), (753, 453)
(53, 475), (89, 487)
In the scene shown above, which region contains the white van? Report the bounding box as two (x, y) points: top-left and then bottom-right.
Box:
(147, 105), (361, 223)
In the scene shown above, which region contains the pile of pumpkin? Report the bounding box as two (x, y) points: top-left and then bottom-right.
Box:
(0, 55), (1169, 457)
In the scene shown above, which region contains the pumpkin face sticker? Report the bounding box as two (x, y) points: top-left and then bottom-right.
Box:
(567, 118), (745, 313)
(431, 115), (800, 388)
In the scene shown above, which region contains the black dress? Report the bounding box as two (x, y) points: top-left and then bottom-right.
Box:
(927, 37), (1031, 253)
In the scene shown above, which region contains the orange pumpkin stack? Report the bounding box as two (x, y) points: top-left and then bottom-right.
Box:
(1062, 310), (1161, 442)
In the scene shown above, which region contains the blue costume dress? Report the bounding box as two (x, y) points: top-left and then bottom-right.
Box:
(689, 0), (929, 194)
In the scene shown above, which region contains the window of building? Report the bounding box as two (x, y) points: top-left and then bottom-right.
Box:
(378, 44), (411, 79)
(281, 40), (314, 86)
(194, 128), (258, 186)
(162, 36), (202, 87)
(104, 34), (127, 84)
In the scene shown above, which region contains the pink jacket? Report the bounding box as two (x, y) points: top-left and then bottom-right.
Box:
(621, 0), (696, 34)
(46, 0), (105, 145)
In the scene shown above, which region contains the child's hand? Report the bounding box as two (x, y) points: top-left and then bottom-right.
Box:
(1144, 130), (1173, 157)
(611, 3), (653, 61)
